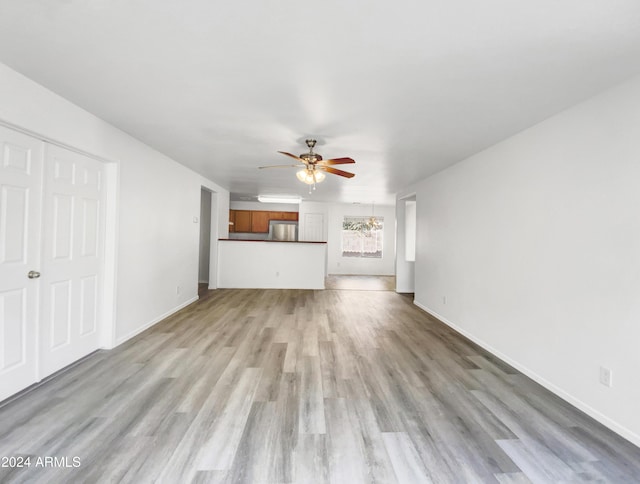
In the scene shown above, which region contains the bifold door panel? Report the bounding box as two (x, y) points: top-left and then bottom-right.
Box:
(0, 126), (43, 401)
(0, 126), (106, 401)
(40, 144), (104, 377)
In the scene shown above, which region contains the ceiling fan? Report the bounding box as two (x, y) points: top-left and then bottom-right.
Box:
(259, 139), (355, 190)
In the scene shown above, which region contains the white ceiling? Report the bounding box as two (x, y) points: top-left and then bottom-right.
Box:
(1, 1), (640, 205)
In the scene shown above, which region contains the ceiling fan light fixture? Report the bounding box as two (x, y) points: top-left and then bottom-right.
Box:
(296, 169), (325, 185)
(315, 171), (326, 183)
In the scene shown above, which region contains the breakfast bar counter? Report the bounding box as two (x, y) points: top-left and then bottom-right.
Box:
(217, 239), (327, 289)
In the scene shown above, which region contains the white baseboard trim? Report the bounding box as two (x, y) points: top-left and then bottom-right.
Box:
(413, 299), (640, 449)
(114, 296), (199, 347)
(395, 286), (415, 294)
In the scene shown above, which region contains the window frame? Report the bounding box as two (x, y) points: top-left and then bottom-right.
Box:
(341, 215), (384, 259)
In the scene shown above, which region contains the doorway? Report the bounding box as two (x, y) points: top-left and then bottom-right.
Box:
(198, 188), (213, 297)
(396, 194), (416, 294)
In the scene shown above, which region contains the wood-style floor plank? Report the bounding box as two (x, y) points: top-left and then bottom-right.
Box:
(1, 286), (639, 483)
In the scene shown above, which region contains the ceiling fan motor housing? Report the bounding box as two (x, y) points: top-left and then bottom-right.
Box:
(301, 139), (322, 163)
(300, 153), (322, 163)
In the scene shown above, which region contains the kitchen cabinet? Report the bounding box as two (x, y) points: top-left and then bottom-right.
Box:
(270, 211), (299, 221)
(234, 210), (252, 232)
(251, 211), (270, 233)
(229, 209), (299, 233)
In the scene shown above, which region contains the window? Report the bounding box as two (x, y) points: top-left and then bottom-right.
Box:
(342, 216), (384, 258)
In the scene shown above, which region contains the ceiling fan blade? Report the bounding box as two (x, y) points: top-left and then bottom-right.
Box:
(318, 166), (356, 178)
(318, 157), (355, 165)
(278, 151), (308, 164)
(258, 164), (305, 169)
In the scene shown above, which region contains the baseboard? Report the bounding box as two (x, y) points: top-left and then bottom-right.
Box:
(413, 300), (640, 449)
(114, 296), (199, 347)
(328, 273), (396, 276)
(395, 286), (415, 294)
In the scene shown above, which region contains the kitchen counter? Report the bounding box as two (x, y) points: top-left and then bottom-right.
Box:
(219, 238), (325, 243)
(217, 239), (326, 289)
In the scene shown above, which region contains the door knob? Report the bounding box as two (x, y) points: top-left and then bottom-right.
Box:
(28, 271), (41, 279)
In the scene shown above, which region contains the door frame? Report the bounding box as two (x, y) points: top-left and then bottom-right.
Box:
(395, 192), (417, 294)
(198, 187), (212, 286)
(0, 119), (119, 352)
(202, 187), (219, 290)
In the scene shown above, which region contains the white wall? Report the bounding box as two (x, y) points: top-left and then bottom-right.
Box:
(0, 62), (229, 346)
(230, 200), (300, 212)
(411, 74), (640, 445)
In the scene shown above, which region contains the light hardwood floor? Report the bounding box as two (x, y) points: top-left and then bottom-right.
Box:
(1, 288), (639, 483)
(325, 275), (396, 291)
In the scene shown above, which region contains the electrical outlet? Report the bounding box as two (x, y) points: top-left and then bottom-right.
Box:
(599, 366), (613, 387)
(176, 285), (181, 295)
(443, 296), (447, 305)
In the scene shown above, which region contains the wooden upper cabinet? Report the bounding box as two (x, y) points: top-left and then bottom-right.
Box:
(251, 211), (270, 233)
(270, 211), (299, 221)
(228, 209), (299, 233)
(234, 210), (252, 233)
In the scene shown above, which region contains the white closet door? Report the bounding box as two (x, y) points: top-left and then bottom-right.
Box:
(0, 126), (43, 401)
(39, 144), (105, 377)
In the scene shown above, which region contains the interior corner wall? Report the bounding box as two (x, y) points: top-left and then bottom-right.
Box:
(411, 74), (640, 445)
(0, 62), (230, 346)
